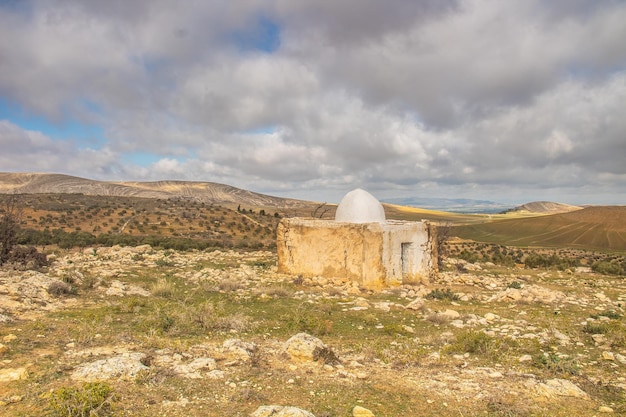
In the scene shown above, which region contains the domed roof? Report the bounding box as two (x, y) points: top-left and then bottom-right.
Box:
(335, 188), (386, 224)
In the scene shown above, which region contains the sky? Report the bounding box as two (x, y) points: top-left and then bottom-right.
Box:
(1, 0), (625, 205)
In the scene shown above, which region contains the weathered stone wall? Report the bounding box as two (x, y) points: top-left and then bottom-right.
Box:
(277, 218), (437, 289)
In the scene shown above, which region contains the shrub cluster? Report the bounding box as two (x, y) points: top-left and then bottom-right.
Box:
(17, 228), (246, 251)
(47, 382), (114, 417)
(523, 253), (579, 270)
(591, 261), (625, 276)
(425, 288), (460, 301)
(2, 245), (48, 270)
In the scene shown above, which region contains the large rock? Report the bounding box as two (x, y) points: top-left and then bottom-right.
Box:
(223, 338), (257, 362)
(353, 405), (376, 416)
(283, 333), (326, 362)
(173, 357), (217, 379)
(535, 378), (589, 400)
(0, 367), (28, 382)
(251, 405), (316, 417)
(71, 352), (148, 381)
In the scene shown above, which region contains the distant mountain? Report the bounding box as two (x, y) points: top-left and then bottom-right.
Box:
(505, 201), (582, 214)
(382, 197), (512, 214)
(0, 172), (310, 209)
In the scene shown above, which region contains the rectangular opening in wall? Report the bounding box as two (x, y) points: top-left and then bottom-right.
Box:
(401, 242), (414, 277)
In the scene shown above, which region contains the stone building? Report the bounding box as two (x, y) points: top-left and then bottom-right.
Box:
(277, 189), (437, 289)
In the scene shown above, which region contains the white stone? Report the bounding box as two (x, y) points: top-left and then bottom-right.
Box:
(71, 353), (148, 381)
(335, 189), (386, 224)
(536, 378), (589, 399)
(283, 333), (327, 362)
(251, 405), (316, 417)
(353, 405), (376, 417)
(441, 309), (460, 320)
(0, 367), (28, 382)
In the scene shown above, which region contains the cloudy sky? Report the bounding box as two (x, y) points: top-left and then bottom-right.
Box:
(1, 0), (625, 205)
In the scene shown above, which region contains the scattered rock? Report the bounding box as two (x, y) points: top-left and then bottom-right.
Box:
(284, 333), (327, 362)
(206, 369), (225, 379)
(352, 405), (375, 416)
(440, 309), (460, 320)
(484, 313), (498, 322)
(173, 357), (217, 379)
(405, 297), (425, 310)
(104, 280), (150, 297)
(599, 405), (614, 413)
(71, 352), (148, 381)
(223, 338), (257, 361)
(536, 378), (589, 400)
(250, 405), (316, 417)
(0, 367), (28, 382)
(0, 395), (22, 406)
(2, 334), (17, 342)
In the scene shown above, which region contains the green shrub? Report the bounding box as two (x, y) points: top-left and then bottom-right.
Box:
(285, 304), (333, 336)
(444, 330), (496, 355)
(592, 261), (624, 276)
(425, 288), (459, 301)
(532, 353), (579, 376)
(593, 310), (622, 320)
(524, 253), (579, 270)
(582, 322), (609, 334)
(457, 249), (479, 263)
(48, 382), (114, 417)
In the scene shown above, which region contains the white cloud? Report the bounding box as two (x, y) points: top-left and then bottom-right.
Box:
(0, 0), (625, 204)
(0, 120), (120, 176)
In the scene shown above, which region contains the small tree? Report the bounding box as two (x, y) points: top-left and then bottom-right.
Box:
(0, 194), (22, 265)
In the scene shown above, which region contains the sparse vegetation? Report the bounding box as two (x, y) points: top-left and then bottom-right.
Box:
(425, 287), (459, 301)
(0, 190), (625, 416)
(151, 278), (175, 298)
(532, 353), (579, 376)
(47, 382), (115, 417)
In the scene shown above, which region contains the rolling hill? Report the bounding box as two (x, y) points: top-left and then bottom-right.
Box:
(0, 172), (490, 223)
(453, 206), (626, 251)
(504, 201), (582, 214)
(0, 172), (310, 209)
(3, 172), (623, 252)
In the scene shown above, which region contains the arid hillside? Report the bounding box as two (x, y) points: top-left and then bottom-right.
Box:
(506, 201), (583, 214)
(0, 172), (311, 209)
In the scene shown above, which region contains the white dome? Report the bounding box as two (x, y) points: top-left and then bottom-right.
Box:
(335, 188), (386, 223)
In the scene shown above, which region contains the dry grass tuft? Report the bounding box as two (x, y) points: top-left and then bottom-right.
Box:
(151, 278), (175, 298)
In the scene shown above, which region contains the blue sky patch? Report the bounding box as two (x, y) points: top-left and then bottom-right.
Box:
(0, 97), (106, 147)
(231, 15), (281, 53)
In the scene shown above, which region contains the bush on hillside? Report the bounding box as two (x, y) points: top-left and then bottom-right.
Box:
(4, 245), (48, 270)
(592, 261), (624, 276)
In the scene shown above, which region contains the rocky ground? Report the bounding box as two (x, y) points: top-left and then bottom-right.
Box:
(0, 245), (625, 416)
